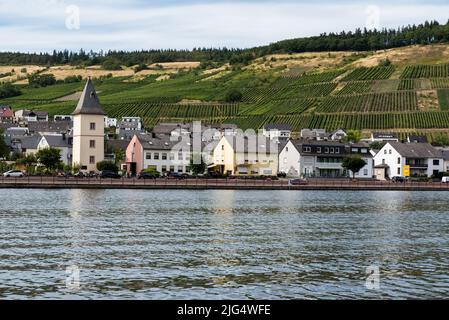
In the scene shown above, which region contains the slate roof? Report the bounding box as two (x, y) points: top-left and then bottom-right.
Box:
(106, 139), (130, 152)
(264, 123), (292, 131)
(42, 135), (71, 148)
(389, 142), (442, 158)
(27, 121), (72, 133)
(72, 79), (105, 116)
(19, 135), (42, 150)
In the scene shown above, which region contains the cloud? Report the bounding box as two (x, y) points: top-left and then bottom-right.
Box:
(0, 0), (448, 52)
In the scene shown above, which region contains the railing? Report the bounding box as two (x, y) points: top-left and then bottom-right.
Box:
(2, 176), (449, 190)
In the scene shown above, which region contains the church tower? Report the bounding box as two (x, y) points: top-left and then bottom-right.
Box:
(72, 78), (105, 172)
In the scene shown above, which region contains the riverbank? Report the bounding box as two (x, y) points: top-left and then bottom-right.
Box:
(2, 176), (449, 191)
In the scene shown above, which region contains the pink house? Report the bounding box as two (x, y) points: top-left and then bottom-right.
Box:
(125, 134), (144, 176)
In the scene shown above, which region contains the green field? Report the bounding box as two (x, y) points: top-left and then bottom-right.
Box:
(2, 46), (449, 140)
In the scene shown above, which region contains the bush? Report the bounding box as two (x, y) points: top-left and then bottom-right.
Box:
(134, 63), (149, 73)
(64, 75), (83, 83)
(224, 89), (243, 103)
(28, 73), (56, 87)
(0, 83), (22, 99)
(97, 161), (119, 172)
(102, 59), (123, 71)
(143, 168), (160, 177)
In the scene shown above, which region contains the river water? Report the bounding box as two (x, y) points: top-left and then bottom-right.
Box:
(0, 189), (448, 299)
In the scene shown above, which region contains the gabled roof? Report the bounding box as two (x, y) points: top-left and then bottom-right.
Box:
(28, 121), (72, 133)
(0, 106), (13, 118)
(41, 135), (71, 148)
(389, 142), (442, 158)
(19, 135), (42, 150)
(72, 79), (105, 116)
(264, 123), (292, 131)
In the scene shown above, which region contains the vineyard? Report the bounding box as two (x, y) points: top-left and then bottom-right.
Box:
(342, 66), (395, 81)
(3, 45), (449, 140)
(317, 91), (418, 113)
(401, 64), (449, 79)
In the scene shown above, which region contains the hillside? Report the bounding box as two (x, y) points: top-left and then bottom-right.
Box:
(2, 44), (449, 141)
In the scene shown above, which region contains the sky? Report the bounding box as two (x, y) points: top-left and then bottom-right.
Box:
(0, 0), (448, 53)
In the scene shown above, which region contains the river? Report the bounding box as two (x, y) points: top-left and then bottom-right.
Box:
(0, 189), (448, 299)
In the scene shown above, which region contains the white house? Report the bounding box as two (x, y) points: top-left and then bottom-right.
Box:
(373, 142), (444, 179)
(279, 140), (373, 178)
(36, 135), (73, 165)
(262, 124), (292, 141)
(104, 117), (117, 128)
(15, 110), (49, 123)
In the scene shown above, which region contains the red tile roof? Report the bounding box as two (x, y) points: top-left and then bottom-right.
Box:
(0, 106), (13, 118)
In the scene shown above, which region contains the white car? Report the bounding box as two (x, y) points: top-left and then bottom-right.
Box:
(442, 176), (449, 183)
(3, 170), (24, 178)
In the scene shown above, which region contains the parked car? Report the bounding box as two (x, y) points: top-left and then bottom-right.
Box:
(3, 170), (24, 178)
(100, 171), (121, 179)
(289, 178), (308, 186)
(167, 172), (186, 180)
(277, 172), (287, 178)
(138, 171), (158, 180)
(74, 172), (86, 178)
(442, 176), (449, 183)
(391, 176), (407, 183)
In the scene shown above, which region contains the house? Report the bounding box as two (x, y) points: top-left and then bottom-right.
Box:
(279, 140), (373, 178)
(12, 134), (72, 165)
(208, 135), (279, 176)
(104, 117), (117, 128)
(15, 110), (49, 123)
(441, 150), (449, 173)
(328, 129), (347, 141)
(125, 134), (194, 176)
(300, 129), (327, 141)
(371, 132), (399, 142)
(54, 115), (73, 122)
(373, 142), (444, 179)
(27, 121), (72, 135)
(262, 124), (292, 141)
(152, 122), (192, 137)
(407, 135), (428, 143)
(0, 106), (14, 123)
(116, 117), (144, 140)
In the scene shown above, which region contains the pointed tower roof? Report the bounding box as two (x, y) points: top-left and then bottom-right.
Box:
(72, 78), (105, 116)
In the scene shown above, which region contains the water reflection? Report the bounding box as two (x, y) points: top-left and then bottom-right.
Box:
(0, 189), (449, 299)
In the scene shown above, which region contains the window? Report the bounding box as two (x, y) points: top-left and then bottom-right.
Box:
(335, 148), (340, 154)
(325, 148), (329, 154)
(384, 150), (387, 154)
(433, 159), (440, 166)
(89, 156), (95, 164)
(330, 148), (334, 154)
(154, 153), (159, 160)
(222, 145), (225, 151)
(398, 157), (401, 164)
(178, 152), (183, 161)
(361, 148), (368, 154)
(364, 169), (368, 176)
(389, 150), (392, 154)
(90, 122), (96, 130)
(89, 140), (96, 148)
(178, 167), (183, 173)
(317, 147), (321, 153)
(304, 147), (311, 153)
(352, 148), (358, 153)
(146, 153), (151, 160)
(286, 147), (289, 152)
(169, 153), (175, 161)
(170, 166), (175, 172)
(397, 168), (401, 175)
(382, 159), (385, 164)
(162, 166), (167, 172)
(162, 153), (167, 160)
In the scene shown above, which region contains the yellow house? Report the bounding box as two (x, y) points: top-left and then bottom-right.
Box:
(210, 136), (279, 176)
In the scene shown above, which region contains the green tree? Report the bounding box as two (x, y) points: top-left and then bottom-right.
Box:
(28, 73), (57, 87)
(97, 161), (119, 172)
(343, 130), (362, 143)
(224, 89), (243, 103)
(369, 141), (386, 150)
(432, 134), (449, 147)
(36, 148), (62, 171)
(0, 129), (9, 159)
(342, 156), (367, 179)
(113, 149), (125, 164)
(189, 153), (206, 175)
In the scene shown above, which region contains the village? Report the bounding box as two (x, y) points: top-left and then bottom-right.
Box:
(1, 79), (449, 187)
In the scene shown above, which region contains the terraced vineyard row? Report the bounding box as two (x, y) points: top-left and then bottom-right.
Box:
(317, 91), (418, 113)
(273, 83), (337, 100)
(431, 78), (449, 89)
(337, 81), (374, 95)
(242, 98), (316, 116)
(104, 102), (241, 120)
(342, 66), (395, 81)
(295, 70), (344, 85)
(401, 64), (449, 78)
